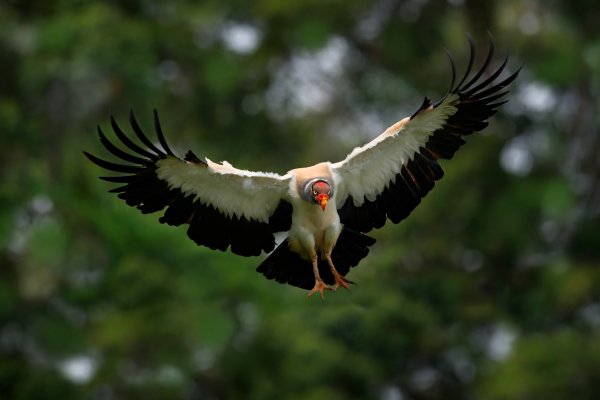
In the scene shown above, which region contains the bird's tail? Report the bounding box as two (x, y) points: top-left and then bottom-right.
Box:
(256, 228), (376, 290)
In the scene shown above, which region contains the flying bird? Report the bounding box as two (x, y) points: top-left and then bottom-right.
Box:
(85, 37), (519, 298)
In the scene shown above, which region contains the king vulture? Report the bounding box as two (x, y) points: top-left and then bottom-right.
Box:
(85, 37), (519, 298)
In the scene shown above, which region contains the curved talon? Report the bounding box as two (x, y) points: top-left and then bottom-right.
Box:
(307, 279), (332, 299)
(333, 274), (354, 290)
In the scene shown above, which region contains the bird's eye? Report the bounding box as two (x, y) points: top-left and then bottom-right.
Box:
(313, 190), (317, 196)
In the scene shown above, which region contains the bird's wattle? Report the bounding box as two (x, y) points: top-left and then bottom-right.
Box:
(317, 193), (329, 211)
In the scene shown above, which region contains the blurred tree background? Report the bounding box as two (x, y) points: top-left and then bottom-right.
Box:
(1, 0), (600, 399)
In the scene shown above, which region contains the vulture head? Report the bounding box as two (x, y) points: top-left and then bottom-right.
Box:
(308, 179), (332, 211)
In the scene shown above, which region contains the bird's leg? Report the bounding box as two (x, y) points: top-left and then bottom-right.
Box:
(325, 252), (354, 290)
(307, 253), (332, 299)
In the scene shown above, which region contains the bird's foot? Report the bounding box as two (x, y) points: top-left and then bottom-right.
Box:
(307, 279), (332, 299)
(332, 272), (354, 290)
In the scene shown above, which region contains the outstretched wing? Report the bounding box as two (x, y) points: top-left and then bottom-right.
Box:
(332, 36), (520, 232)
(84, 111), (293, 256)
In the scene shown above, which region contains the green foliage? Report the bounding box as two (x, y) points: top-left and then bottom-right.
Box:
(1, 0), (600, 399)
(479, 330), (600, 400)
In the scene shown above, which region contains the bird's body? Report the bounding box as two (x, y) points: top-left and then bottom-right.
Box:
(286, 163), (347, 295)
(85, 37), (519, 297)
(288, 163), (339, 256)
(288, 184), (341, 261)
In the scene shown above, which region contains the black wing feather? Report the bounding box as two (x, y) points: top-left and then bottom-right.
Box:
(97, 126), (149, 165)
(110, 115), (157, 160)
(453, 34), (475, 92)
(128, 110), (165, 157)
(153, 109), (175, 156)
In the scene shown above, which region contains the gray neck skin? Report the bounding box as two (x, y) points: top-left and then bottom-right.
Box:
(299, 177), (333, 203)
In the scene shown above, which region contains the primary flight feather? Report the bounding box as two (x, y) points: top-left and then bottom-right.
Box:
(85, 36), (519, 298)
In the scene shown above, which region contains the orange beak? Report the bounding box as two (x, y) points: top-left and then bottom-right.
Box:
(317, 194), (329, 211)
